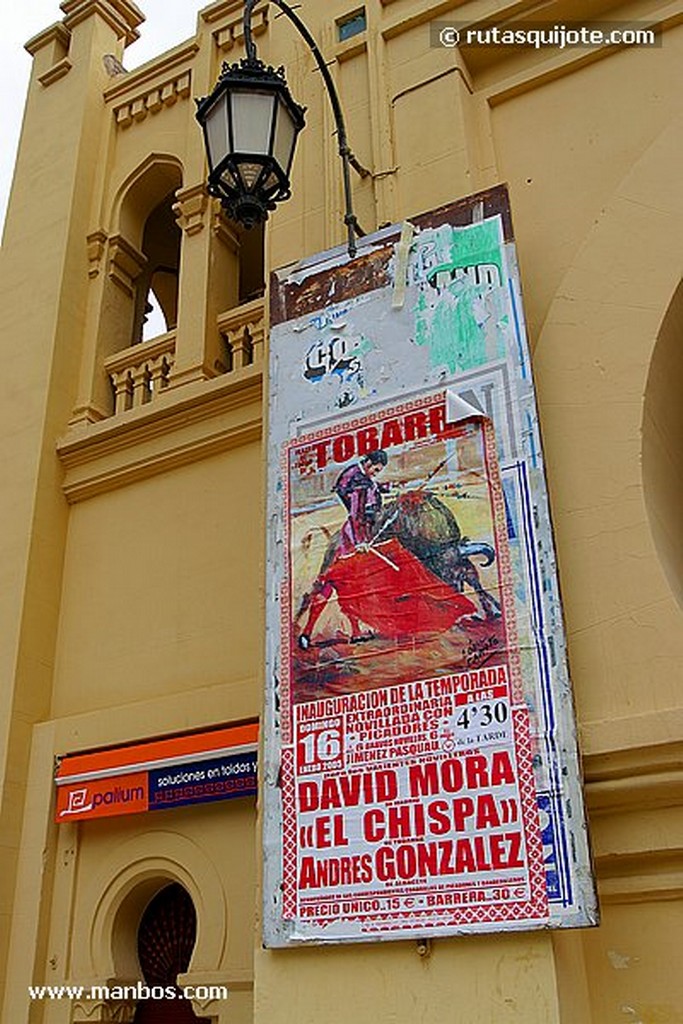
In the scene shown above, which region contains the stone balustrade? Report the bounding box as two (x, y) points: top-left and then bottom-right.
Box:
(105, 331), (176, 415)
(216, 297), (265, 372)
(104, 297), (265, 418)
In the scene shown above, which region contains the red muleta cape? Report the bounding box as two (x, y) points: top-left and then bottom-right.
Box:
(321, 538), (476, 637)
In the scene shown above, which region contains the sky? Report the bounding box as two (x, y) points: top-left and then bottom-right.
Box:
(0, 0), (208, 236)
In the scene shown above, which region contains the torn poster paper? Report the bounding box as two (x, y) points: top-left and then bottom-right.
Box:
(263, 185), (597, 946)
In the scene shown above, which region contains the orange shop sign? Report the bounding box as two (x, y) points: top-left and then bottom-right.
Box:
(56, 772), (149, 821)
(55, 721), (259, 823)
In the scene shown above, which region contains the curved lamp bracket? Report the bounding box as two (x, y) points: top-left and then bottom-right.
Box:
(243, 0), (369, 257)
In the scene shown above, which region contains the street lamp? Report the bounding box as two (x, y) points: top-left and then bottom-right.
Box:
(195, 0), (367, 257)
(195, 56), (305, 232)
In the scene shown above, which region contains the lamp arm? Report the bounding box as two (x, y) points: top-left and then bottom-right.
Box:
(243, 0), (369, 257)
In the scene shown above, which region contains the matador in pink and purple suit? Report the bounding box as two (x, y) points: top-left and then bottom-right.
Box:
(298, 449), (389, 647)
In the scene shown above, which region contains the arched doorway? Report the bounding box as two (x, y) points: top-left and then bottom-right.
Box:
(132, 882), (208, 1023)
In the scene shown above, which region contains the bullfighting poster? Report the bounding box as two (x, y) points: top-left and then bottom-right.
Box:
(263, 186), (597, 945)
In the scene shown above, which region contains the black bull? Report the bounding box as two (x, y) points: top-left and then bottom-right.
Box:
(299, 491), (502, 634)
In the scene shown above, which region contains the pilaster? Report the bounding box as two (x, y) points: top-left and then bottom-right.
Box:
(0, 0), (147, 1000)
(170, 189), (240, 388)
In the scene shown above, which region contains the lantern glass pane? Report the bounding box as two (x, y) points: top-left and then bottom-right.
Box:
(204, 95), (229, 171)
(262, 170), (279, 192)
(238, 162), (264, 191)
(220, 167), (238, 188)
(230, 91), (276, 155)
(272, 97), (298, 174)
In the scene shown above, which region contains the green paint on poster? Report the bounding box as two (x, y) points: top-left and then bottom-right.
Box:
(353, 334), (374, 357)
(429, 219), (504, 280)
(413, 220), (507, 373)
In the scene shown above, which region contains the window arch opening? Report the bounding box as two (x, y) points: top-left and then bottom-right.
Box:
(136, 192), (182, 344)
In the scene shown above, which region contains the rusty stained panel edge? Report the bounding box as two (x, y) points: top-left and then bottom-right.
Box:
(269, 184), (515, 326)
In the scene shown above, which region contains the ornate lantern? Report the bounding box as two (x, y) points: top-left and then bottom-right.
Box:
(195, 57), (306, 229)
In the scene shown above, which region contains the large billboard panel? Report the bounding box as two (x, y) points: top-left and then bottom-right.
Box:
(264, 186), (597, 944)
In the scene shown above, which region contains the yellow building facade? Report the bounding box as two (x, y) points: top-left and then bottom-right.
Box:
(0, 0), (682, 1021)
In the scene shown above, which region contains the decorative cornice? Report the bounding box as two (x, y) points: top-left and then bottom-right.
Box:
(481, 8), (683, 108)
(107, 234), (147, 296)
(86, 229), (108, 278)
(60, 0), (144, 47)
(584, 739), (683, 816)
(173, 184), (210, 236)
(206, 1), (269, 53)
(583, 736), (683, 904)
(69, 401), (110, 427)
(581, 706), (683, 762)
(104, 41), (199, 101)
(200, 0), (252, 24)
(378, 0), (683, 96)
(381, 0), (464, 41)
(334, 35), (368, 64)
(57, 367), (263, 503)
(113, 70), (191, 128)
(38, 57), (73, 87)
(212, 210), (241, 251)
(595, 849), (683, 905)
(25, 22), (70, 57)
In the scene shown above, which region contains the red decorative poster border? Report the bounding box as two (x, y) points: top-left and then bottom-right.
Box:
(278, 392), (548, 938)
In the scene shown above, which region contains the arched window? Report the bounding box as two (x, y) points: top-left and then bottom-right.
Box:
(135, 192), (182, 344)
(132, 883), (208, 1023)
